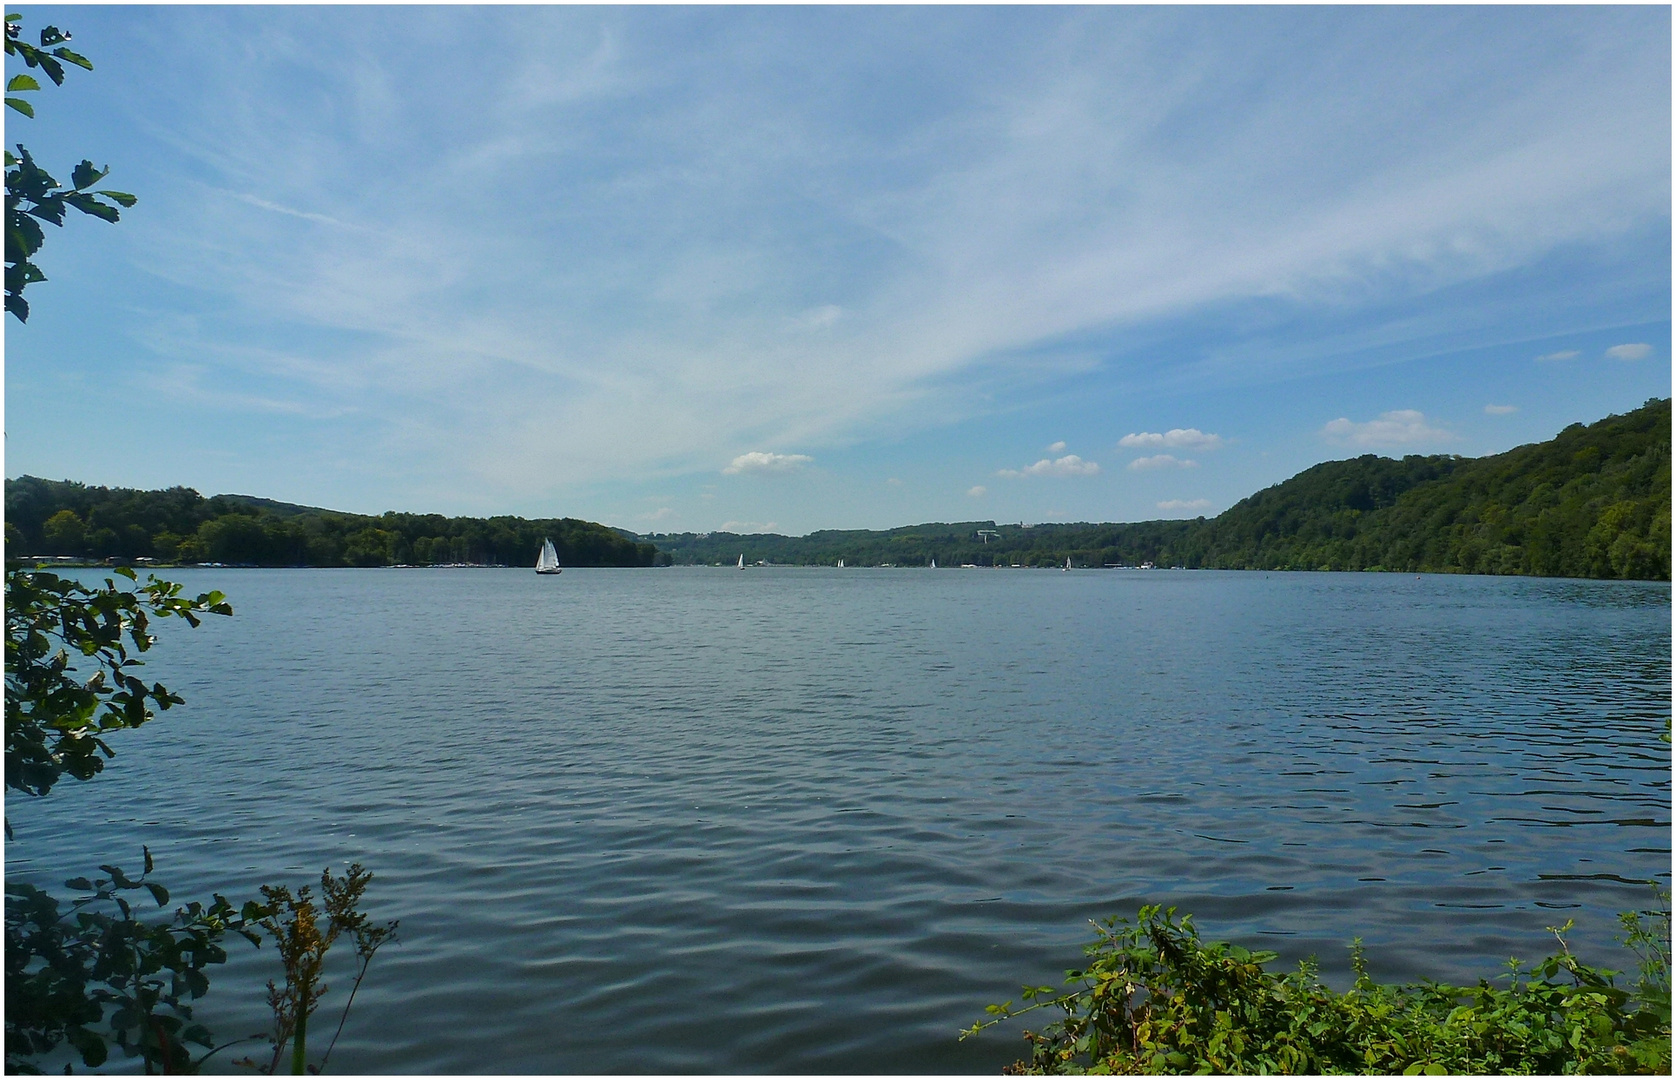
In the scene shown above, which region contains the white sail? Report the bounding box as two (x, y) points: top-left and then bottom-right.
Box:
(737, 554), (745, 569)
(930, 557), (936, 569)
(1063, 556), (1071, 571)
(837, 558), (844, 568)
(536, 538), (562, 574)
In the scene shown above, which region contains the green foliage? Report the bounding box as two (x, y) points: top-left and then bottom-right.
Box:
(649, 399), (1670, 581)
(4, 478), (660, 568)
(5, 849), (271, 1074)
(966, 904), (1673, 1075)
(4, 567), (231, 799)
(5, 14), (134, 322)
(241, 866), (399, 1075)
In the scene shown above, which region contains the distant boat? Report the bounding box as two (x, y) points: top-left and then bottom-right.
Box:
(737, 554), (745, 569)
(930, 557), (937, 569)
(1063, 556), (1071, 572)
(837, 558), (844, 568)
(535, 538), (562, 575)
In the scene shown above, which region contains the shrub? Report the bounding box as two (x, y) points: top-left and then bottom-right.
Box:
(966, 903), (1671, 1075)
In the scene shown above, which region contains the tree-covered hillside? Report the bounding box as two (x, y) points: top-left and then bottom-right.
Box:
(1187, 397), (1669, 577)
(651, 398), (1669, 580)
(6, 399), (1666, 579)
(3, 479), (657, 567)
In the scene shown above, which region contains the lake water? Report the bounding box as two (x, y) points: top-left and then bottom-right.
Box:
(7, 568), (1670, 1073)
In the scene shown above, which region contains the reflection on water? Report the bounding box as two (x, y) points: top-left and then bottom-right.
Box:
(7, 568), (1669, 1072)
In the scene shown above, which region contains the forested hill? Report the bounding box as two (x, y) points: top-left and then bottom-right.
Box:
(6, 398), (1667, 578)
(3, 481), (657, 567)
(649, 398), (1670, 580)
(1185, 397), (1669, 578)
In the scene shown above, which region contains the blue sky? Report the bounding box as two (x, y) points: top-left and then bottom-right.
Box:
(5, 5), (1669, 534)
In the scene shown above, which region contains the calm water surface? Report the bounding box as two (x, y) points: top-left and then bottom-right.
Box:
(8, 568), (1670, 1073)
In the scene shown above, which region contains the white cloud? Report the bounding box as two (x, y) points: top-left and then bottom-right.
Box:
(723, 451), (813, 475)
(51, 7), (1666, 520)
(1321, 410), (1452, 447)
(997, 454), (1101, 478)
(967, 485), (987, 497)
(885, 477), (904, 486)
(637, 506), (675, 520)
(1128, 454), (1198, 470)
(1605, 343), (1652, 361)
(1484, 403), (1517, 415)
(720, 520), (777, 533)
(1045, 440), (1067, 452)
(1157, 498), (1213, 512)
(1118, 428), (1224, 451)
(1534, 350), (1580, 362)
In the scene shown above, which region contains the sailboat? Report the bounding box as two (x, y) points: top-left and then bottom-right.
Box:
(1063, 556), (1071, 572)
(737, 554), (745, 569)
(535, 538), (562, 575)
(837, 558), (844, 568)
(929, 557), (937, 569)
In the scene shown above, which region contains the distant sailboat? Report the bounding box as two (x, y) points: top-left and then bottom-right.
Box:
(930, 557), (937, 569)
(1063, 556), (1071, 572)
(838, 558), (844, 568)
(737, 554), (745, 569)
(535, 538), (562, 575)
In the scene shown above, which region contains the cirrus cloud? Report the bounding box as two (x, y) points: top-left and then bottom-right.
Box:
(1605, 343), (1652, 361)
(1128, 454), (1198, 470)
(1119, 428), (1224, 451)
(1535, 350), (1581, 362)
(723, 451), (813, 475)
(1484, 403), (1518, 415)
(1157, 498), (1213, 512)
(967, 485), (987, 497)
(997, 454), (1101, 478)
(1321, 410), (1452, 447)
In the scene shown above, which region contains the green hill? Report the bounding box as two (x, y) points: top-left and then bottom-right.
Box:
(1187, 397), (1669, 577)
(650, 398), (1669, 580)
(6, 399), (1667, 579)
(2, 478), (656, 568)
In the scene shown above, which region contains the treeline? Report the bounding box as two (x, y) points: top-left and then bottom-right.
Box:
(650, 398), (1671, 580)
(3, 480), (658, 568)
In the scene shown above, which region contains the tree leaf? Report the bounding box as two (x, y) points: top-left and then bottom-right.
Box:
(5, 96), (34, 117)
(7, 73), (40, 91)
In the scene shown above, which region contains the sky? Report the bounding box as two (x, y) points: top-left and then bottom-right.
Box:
(4, 5), (1670, 535)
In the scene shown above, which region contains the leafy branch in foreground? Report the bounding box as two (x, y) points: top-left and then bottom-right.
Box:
(5, 567), (231, 802)
(5, 13), (135, 322)
(966, 902), (1672, 1075)
(5, 846), (272, 1074)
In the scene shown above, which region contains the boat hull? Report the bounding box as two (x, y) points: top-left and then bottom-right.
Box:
(536, 568), (562, 575)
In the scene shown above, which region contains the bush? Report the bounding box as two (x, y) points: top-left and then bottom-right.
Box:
(966, 903), (1671, 1075)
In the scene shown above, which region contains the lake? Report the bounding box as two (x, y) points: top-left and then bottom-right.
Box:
(7, 567), (1670, 1072)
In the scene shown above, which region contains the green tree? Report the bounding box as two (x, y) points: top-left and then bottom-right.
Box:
(5, 13), (135, 322)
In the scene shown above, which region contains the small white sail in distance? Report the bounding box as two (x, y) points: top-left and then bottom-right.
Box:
(1063, 556), (1070, 571)
(737, 553), (745, 569)
(536, 537), (562, 574)
(930, 556), (936, 569)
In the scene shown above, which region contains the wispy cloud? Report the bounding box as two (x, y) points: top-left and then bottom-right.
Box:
(1045, 440), (1067, 452)
(1605, 343), (1652, 361)
(720, 520), (777, 533)
(967, 485), (987, 497)
(1128, 454), (1198, 471)
(998, 454), (1101, 478)
(1484, 403), (1517, 415)
(1321, 410), (1453, 447)
(637, 506), (676, 520)
(723, 451), (813, 475)
(1118, 428), (1224, 451)
(1157, 498), (1212, 512)
(13, 6), (1666, 521)
(1534, 349), (1580, 362)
